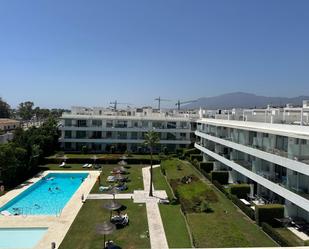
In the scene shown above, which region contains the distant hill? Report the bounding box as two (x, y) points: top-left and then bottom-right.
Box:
(183, 92), (309, 109)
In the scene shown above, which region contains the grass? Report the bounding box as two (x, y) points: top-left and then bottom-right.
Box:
(274, 227), (304, 246)
(161, 158), (202, 180)
(40, 164), (144, 193)
(59, 200), (150, 249)
(159, 204), (192, 248)
(161, 159), (278, 248)
(152, 167), (173, 199)
(90, 165), (144, 193)
(152, 167), (192, 248)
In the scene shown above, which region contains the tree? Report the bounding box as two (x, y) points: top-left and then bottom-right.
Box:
(0, 98), (11, 118)
(143, 130), (160, 196)
(18, 101), (34, 120)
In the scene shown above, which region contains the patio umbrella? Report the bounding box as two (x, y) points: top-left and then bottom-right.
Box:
(103, 200), (122, 220)
(107, 187), (119, 199)
(95, 221), (116, 248)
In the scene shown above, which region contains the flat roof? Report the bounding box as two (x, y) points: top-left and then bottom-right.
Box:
(197, 118), (309, 140)
(0, 119), (19, 125)
(61, 114), (194, 122)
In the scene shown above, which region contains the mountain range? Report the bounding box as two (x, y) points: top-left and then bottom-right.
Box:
(183, 92), (309, 109)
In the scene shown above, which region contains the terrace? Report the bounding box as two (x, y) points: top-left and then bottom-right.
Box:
(2, 154), (297, 248)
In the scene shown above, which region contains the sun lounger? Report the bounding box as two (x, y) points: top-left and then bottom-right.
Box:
(107, 176), (116, 182)
(82, 164), (89, 168)
(1, 210), (12, 216)
(99, 186), (112, 192)
(87, 164), (92, 168)
(111, 214), (129, 226)
(59, 162), (65, 167)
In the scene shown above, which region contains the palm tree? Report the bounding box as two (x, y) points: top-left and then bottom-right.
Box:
(143, 130), (160, 196)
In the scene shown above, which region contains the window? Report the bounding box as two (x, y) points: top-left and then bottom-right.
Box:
(77, 120), (87, 127)
(167, 122), (176, 129)
(76, 131), (86, 138)
(65, 119), (72, 126)
(106, 121), (113, 128)
(65, 131), (72, 138)
(92, 120), (102, 127)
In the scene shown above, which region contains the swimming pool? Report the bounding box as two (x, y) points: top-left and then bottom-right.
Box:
(0, 173), (88, 216)
(0, 227), (47, 249)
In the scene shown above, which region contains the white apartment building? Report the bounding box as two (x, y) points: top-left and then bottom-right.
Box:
(59, 106), (197, 153)
(195, 101), (309, 220)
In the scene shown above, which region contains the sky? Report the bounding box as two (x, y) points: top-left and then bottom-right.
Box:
(0, 0), (308, 109)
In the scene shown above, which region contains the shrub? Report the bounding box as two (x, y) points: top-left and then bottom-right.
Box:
(183, 148), (200, 158)
(199, 200), (213, 213)
(190, 154), (203, 162)
(230, 195), (255, 220)
(81, 145), (88, 154)
(211, 171), (229, 184)
(212, 180), (230, 197)
(255, 204), (284, 226)
(230, 184), (251, 199)
(170, 178), (218, 213)
(176, 148), (184, 156)
(199, 162), (213, 173)
(192, 159), (199, 168)
(261, 223), (292, 246)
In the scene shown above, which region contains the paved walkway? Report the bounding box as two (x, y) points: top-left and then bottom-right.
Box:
(139, 165), (169, 249)
(87, 193), (133, 200)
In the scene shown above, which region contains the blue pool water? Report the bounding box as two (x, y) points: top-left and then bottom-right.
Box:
(0, 228), (47, 249)
(0, 173), (88, 216)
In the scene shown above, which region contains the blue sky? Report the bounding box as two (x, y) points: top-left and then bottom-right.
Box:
(0, 0), (308, 108)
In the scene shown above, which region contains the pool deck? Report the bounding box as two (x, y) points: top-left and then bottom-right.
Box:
(0, 170), (100, 249)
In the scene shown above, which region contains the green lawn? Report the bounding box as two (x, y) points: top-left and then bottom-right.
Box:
(152, 167), (192, 248)
(90, 165), (144, 193)
(159, 204), (192, 248)
(59, 200), (150, 249)
(152, 167), (173, 199)
(160, 159), (277, 248)
(161, 159), (203, 180)
(275, 227), (304, 246)
(40, 164), (144, 194)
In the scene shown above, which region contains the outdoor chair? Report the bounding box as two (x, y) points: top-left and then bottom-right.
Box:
(107, 176), (116, 182)
(82, 164), (89, 168)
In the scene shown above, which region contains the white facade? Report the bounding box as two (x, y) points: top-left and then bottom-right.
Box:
(59, 106), (197, 153)
(195, 115), (309, 220)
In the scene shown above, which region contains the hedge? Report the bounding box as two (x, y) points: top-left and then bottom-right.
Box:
(190, 154), (203, 162)
(255, 204), (284, 226)
(212, 180), (230, 197)
(211, 171), (229, 184)
(261, 222), (292, 246)
(44, 157), (160, 165)
(230, 184), (251, 199)
(199, 162), (213, 173)
(230, 195), (255, 220)
(183, 148), (200, 158)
